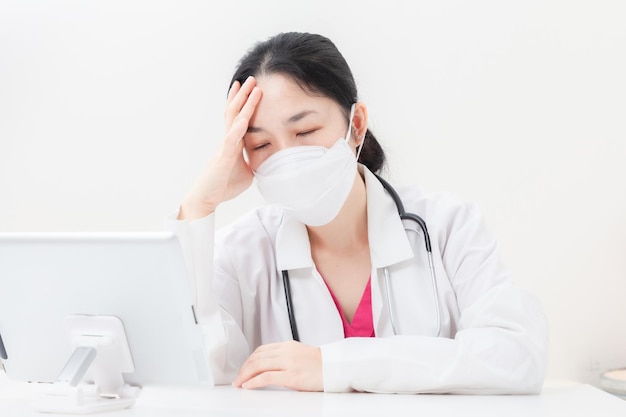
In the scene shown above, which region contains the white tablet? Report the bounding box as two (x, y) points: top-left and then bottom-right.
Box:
(0, 232), (212, 389)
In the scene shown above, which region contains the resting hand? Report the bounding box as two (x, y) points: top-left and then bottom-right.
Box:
(179, 76), (262, 220)
(232, 340), (323, 392)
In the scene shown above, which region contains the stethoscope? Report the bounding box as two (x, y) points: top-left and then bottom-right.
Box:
(281, 174), (442, 342)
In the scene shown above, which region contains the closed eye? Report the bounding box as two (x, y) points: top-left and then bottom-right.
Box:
(297, 129), (318, 137)
(253, 143), (269, 151)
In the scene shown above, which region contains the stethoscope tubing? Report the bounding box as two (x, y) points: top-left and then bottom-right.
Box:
(375, 175), (441, 337)
(282, 175), (442, 341)
(282, 270), (300, 342)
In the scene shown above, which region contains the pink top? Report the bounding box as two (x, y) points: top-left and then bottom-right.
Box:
(324, 277), (375, 338)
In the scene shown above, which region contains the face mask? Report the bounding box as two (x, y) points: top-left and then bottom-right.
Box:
(254, 104), (358, 226)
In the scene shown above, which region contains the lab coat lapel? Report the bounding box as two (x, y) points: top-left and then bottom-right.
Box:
(275, 213), (314, 271)
(362, 166), (414, 268)
(274, 212), (344, 343)
(362, 166), (415, 334)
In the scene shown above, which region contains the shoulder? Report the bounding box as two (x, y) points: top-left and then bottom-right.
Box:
(394, 184), (489, 243)
(215, 205), (284, 248)
(396, 184), (480, 219)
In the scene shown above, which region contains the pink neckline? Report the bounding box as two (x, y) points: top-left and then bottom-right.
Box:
(323, 277), (375, 338)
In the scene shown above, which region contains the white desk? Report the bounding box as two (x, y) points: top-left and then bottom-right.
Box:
(1, 373), (625, 416)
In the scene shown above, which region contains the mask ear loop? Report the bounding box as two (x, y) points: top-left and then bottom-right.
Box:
(345, 103), (364, 163)
(355, 132), (365, 163)
(345, 103), (356, 143)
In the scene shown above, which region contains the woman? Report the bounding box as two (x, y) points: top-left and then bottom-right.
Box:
(168, 32), (549, 394)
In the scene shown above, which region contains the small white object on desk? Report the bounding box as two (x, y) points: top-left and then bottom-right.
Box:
(601, 368), (626, 400)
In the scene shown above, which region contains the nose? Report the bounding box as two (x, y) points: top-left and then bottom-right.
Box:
(273, 136), (299, 153)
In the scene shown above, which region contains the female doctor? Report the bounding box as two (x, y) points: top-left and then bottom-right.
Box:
(169, 32), (549, 394)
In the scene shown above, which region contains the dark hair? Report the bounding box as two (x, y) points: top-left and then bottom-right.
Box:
(230, 32), (386, 174)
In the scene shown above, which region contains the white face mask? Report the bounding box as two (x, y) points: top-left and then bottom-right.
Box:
(254, 104), (358, 226)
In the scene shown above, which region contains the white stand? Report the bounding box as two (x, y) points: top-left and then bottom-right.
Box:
(35, 315), (141, 414)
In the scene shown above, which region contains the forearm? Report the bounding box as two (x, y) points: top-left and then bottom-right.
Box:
(320, 284), (549, 394)
(164, 211), (251, 384)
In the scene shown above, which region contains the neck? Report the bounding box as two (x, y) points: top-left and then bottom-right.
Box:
(306, 172), (368, 252)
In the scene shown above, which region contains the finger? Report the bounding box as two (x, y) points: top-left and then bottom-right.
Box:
(227, 80), (241, 102)
(233, 341), (295, 382)
(233, 356), (283, 387)
(239, 341), (299, 363)
(237, 86), (262, 123)
(240, 370), (286, 390)
(225, 76), (257, 125)
(238, 341), (287, 367)
(228, 76), (254, 105)
(225, 115), (249, 148)
(224, 86), (262, 148)
(233, 350), (285, 387)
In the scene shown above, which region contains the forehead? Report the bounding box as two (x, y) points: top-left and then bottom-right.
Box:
(255, 73), (317, 101)
(252, 74), (338, 122)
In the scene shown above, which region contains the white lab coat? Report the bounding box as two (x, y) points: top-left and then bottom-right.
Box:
(166, 165), (549, 394)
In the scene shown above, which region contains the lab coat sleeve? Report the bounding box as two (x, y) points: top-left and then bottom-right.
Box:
(164, 211), (249, 384)
(320, 199), (549, 394)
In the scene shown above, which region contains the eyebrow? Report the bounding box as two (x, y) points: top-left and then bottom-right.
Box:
(247, 110), (318, 133)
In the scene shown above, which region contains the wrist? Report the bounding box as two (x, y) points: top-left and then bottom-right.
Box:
(178, 196), (217, 221)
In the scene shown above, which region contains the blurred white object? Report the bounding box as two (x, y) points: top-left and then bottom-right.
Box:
(600, 368), (626, 400)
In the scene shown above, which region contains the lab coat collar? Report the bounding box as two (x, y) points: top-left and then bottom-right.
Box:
(275, 165), (414, 271)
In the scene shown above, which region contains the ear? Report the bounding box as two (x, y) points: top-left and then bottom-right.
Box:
(351, 101), (369, 144)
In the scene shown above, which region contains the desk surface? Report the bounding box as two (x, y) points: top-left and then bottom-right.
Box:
(1, 373), (626, 416)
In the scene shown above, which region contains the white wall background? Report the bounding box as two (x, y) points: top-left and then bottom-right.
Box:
(1, 0), (625, 387)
